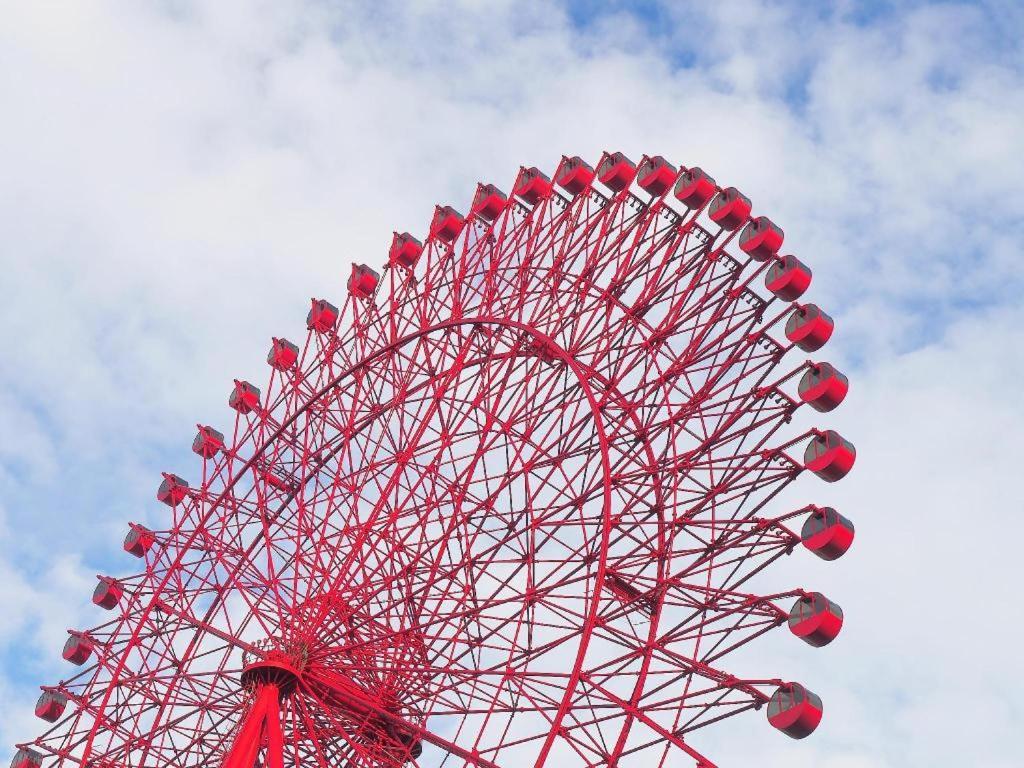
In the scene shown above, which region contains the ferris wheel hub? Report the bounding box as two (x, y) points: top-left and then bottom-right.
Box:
(240, 650), (302, 697)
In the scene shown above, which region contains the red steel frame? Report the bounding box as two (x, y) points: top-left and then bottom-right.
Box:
(14, 153), (852, 768)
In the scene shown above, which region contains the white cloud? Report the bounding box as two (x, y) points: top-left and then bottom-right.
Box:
(0, 0), (1021, 764)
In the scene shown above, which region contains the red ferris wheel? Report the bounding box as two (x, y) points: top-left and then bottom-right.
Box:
(15, 151), (857, 768)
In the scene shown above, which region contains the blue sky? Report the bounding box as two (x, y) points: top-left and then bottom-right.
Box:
(0, 1), (1022, 765)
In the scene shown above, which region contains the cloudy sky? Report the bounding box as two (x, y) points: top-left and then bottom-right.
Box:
(1, 0), (1022, 765)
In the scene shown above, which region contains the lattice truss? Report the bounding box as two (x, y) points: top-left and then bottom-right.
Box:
(17, 154), (855, 768)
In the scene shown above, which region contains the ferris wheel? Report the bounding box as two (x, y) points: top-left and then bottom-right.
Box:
(14, 151), (856, 768)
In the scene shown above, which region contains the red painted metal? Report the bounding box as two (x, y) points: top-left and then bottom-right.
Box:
(260, 462), (297, 493)
(739, 216), (784, 259)
(122, 523), (154, 557)
(802, 506), (856, 560)
(767, 684), (823, 739)
(229, 380), (261, 414)
(10, 749), (42, 768)
(222, 683), (285, 768)
(765, 254), (812, 300)
(554, 155), (595, 195)
(786, 303), (834, 351)
(191, 424), (225, 458)
(674, 166), (716, 207)
(267, 338), (299, 372)
(429, 205), (465, 243)
(15, 153), (857, 768)
(788, 593), (844, 647)
(605, 572), (655, 617)
(155, 472), (189, 506)
(470, 183), (508, 221)
(799, 362), (849, 412)
(597, 151), (637, 192)
(636, 154), (678, 196)
(91, 577), (123, 610)
(389, 232), (423, 270)
(347, 263), (380, 299)
(61, 632), (93, 666)
(513, 165), (552, 205)
(306, 298), (339, 333)
(34, 691), (67, 723)
(708, 186), (752, 229)
(804, 429), (857, 482)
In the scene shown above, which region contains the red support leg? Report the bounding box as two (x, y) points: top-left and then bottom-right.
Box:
(222, 685), (283, 768)
(264, 685), (285, 768)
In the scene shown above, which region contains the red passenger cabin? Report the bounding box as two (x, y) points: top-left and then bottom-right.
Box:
(636, 155), (677, 196)
(92, 577), (123, 610)
(307, 298), (339, 334)
(429, 205), (466, 243)
(596, 151), (637, 192)
(192, 425), (225, 458)
(229, 380), (261, 414)
(10, 749), (42, 768)
(348, 264), (380, 299)
(708, 187), (752, 230)
(157, 473), (189, 506)
(123, 523), (155, 557)
(804, 430), (856, 482)
(767, 683), (823, 739)
(801, 507), (855, 560)
(785, 304), (834, 352)
(555, 155), (595, 196)
(471, 183), (508, 221)
(513, 166), (553, 206)
(798, 363), (849, 412)
(788, 592), (843, 647)
(62, 632), (94, 666)
(389, 232), (423, 270)
(739, 216), (785, 260)
(267, 338), (299, 372)
(765, 254), (812, 301)
(674, 167), (717, 208)
(35, 690), (68, 722)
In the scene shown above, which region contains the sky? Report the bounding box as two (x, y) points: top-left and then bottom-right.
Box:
(0, 0), (1022, 765)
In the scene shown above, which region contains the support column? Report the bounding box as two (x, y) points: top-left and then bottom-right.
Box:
(222, 684), (284, 768)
